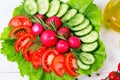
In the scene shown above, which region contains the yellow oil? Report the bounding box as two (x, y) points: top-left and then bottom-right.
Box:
(103, 0), (120, 32)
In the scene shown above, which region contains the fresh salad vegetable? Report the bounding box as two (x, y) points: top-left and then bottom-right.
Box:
(101, 63), (120, 80)
(0, 0), (106, 80)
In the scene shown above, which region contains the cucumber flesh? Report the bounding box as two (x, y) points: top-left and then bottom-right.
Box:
(71, 19), (90, 31)
(46, 0), (60, 17)
(75, 25), (92, 36)
(80, 31), (99, 43)
(56, 4), (69, 17)
(77, 60), (90, 70)
(37, 0), (49, 14)
(79, 52), (95, 65)
(62, 9), (77, 23)
(24, 0), (37, 15)
(66, 13), (84, 26)
(81, 41), (98, 52)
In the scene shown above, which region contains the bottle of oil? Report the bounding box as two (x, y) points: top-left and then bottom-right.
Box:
(103, 0), (120, 32)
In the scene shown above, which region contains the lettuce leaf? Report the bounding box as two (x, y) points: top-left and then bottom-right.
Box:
(0, 27), (12, 40)
(78, 40), (106, 75)
(0, 0), (106, 80)
(67, 0), (101, 32)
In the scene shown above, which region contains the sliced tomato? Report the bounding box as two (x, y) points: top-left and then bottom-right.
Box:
(52, 54), (65, 76)
(14, 33), (35, 52)
(31, 46), (47, 69)
(22, 42), (34, 62)
(64, 52), (78, 77)
(9, 15), (32, 27)
(42, 48), (59, 73)
(10, 26), (32, 38)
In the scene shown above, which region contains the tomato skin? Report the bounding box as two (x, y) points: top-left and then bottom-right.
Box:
(42, 48), (59, 73)
(52, 54), (65, 76)
(118, 63), (120, 72)
(9, 15), (32, 27)
(10, 26), (32, 38)
(64, 52), (78, 77)
(22, 42), (34, 61)
(108, 71), (120, 80)
(15, 33), (35, 52)
(32, 46), (47, 69)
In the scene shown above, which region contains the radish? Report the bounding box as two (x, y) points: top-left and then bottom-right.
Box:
(58, 27), (70, 38)
(32, 23), (44, 35)
(56, 40), (70, 53)
(35, 14), (45, 20)
(68, 36), (81, 49)
(45, 16), (62, 29)
(40, 30), (58, 47)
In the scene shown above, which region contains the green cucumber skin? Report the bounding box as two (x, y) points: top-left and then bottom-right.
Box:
(77, 60), (91, 70)
(81, 41), (98, 52)
(80, 31), (99, 43)
(24, 0), (38, 15)
(79, 52), (95, 65)
(71, 19), (90, 31)
(62, 9), (77, 22)
(37, 0), (49, 14)
(46, 0), (60, 17)
(66, 13), (85, 27)
(56, 3), (69, 17)
(75, 25), (93, 37)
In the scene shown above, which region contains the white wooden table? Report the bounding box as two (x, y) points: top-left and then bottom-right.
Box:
(0, 0), (120, 80)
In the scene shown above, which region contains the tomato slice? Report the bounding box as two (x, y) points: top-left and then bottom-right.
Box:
(52, 54), (65, 76)
(64, 52), (78, 77)
(9, 15), (32, 27)
(22, 42), (34, 61)
(42, 48), (59, 73)
(10, 26), (32, 38)
(32, 46), (47, 69)
(14, 33), (35, 52)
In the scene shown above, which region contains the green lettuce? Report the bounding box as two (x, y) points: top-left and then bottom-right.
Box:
(0, 0), (106, 80)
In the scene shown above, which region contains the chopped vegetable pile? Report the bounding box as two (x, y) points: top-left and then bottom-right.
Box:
(0, 0), (106, 80)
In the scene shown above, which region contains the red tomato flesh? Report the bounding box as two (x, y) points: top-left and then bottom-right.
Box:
(9, 15), (32, 27)
(52, 54), (65, 76)
(64, 52), (78, 77)
(42, 48), (59, 73)
(14, 33), (35, 52)
(10, 26), (32, 38)
(32, 46), (47, 69)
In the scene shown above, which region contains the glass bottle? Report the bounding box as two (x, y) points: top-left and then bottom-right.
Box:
(103, 0), (120, 32)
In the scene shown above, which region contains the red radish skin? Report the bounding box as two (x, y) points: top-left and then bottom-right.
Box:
(68, 36), (81, 49)
(58, 27), (70, 38)
(56, 40), (70, 53)
(40, 30), (58, 47)
(35, 14), (45, 20)
(45, 16), (62, 29)
(32, 23), (44, 35)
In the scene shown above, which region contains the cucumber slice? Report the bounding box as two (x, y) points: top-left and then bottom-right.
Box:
(62, 9), (77, 22)
(79, 52), (95, 65)
(71, 19), (90, 31)
(81, 41), (98, 52)
(37, 0), (49, 14)
(80, 31), (99, 43)
(46, 0), (60, 17)
(24, 0), (37, 15)
(66, 14), (84, 26)
(74, 25), (92, 36)
(56, 4), (69, 17)
(77, 60), (90, 70)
